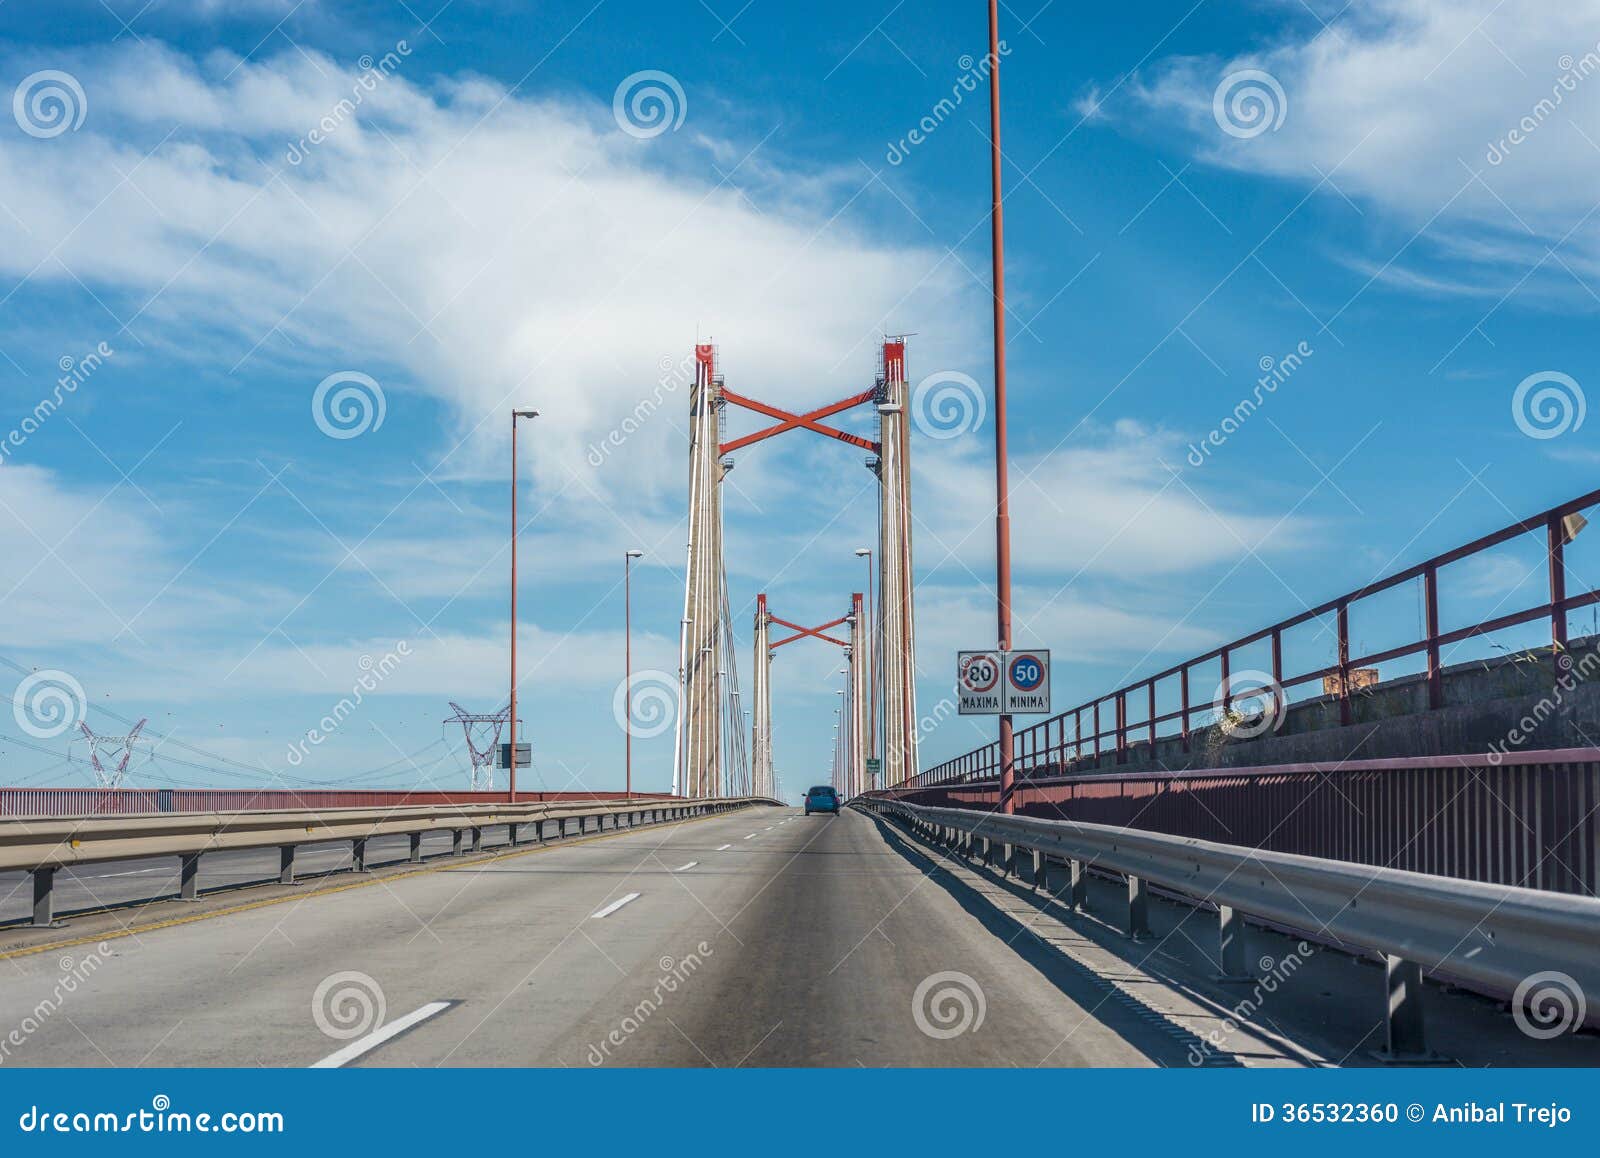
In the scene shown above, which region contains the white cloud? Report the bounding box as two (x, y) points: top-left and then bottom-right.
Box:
(0, 464), (224, 647)
(1129, 1), (1600, 287)
(914, 420), (1304, 581)
(0, 40), (979, 511)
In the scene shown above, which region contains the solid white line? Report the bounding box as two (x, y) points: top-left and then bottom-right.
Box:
(673, 862), (698, 872)
(311, 1002), (452, 1069)
(589, 892), (642, 919)
(716, 844), (732, 851)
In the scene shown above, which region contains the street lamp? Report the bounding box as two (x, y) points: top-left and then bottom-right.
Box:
(509, 408), (539, 802)
(624, 548), (644, 799)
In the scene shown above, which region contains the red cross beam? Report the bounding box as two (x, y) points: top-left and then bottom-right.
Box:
(719, 387), (881, 456)
(769, 613), (851, 650)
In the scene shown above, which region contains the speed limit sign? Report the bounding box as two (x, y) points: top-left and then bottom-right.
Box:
(1003, 650), (1051, 714)
(957, 651), (1003, 715)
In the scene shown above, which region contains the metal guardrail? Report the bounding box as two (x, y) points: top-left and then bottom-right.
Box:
(0, 786), (681, 818)
(859, 798), (1600, 1058)
(4, 797), (777, 929)
(874, 748), (1600, 897)
(917, 488), (1600, 785)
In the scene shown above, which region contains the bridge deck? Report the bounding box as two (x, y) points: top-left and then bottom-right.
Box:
(0, 808), (1591, 1067)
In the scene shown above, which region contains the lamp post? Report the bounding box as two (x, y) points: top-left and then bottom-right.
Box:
(853, 547), (877, 764)
(624, 548), (644, 799)
(986, 0), (1017, 815)
(509, 408), (539, 802)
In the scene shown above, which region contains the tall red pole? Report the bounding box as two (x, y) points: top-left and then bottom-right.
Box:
(510, 410), (539, 802)
(988, 0), (1016, 815)
(510, 413), (519, 803)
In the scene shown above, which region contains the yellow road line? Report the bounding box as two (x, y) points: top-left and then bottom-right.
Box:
(0, 807), (753, 962)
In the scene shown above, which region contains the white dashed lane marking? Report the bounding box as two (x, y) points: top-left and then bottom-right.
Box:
(589, 893), (642, 919)
(311, 1002), (454, 1069)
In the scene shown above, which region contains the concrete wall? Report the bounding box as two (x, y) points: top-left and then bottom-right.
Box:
(1056, 634), (1600, 775)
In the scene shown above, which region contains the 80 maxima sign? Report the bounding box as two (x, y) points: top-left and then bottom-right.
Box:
(958, 650), (1051, 715)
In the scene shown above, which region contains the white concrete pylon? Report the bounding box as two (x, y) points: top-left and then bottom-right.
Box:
(675, 346), (725, 799)
(878, 340), (920, 786)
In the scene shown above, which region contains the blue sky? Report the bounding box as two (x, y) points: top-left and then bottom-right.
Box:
(0, 0), (1597, 800)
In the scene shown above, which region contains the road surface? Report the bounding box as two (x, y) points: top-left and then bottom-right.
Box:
(0, 806), (1178, 1067)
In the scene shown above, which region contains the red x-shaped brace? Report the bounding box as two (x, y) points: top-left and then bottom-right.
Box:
(769, 613), (851, 650)
(719, 388), (881, 457)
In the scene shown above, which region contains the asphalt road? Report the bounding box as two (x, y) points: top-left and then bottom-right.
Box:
(0, 806), (1178, 1067)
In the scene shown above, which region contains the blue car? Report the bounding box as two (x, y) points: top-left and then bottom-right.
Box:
(804, 786), (840, 815)
(806, 786), (844, 815)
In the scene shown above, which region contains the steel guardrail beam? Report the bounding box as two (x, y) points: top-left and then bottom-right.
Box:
(860, 798), (1600, 1052)
(0, 797), (780, 874)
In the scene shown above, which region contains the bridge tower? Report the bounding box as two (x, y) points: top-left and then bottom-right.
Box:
(752, 594), (774, 798)
(877, 340), (919, 787)
(678, 338), (921, 796)
(674, 344), (732, 798)
(848, 591), (867, 795)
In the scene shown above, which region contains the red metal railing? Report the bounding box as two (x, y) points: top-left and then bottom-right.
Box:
(915, 488), (1600, 788)
(879, 748), (1600, 897)
(0, 787), (680, 819)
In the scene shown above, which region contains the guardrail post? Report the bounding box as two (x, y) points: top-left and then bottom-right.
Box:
(1216, 905), (1250, 982)
(1069, 859), (1088, 911)
(179, 853), (201, 901)
(351, 838), (369, 874)
(508, 822), (520, 847)
(1030, 849), (1046, 891)
(470, 827), (483, 853)
(279, 845), (298, 886)
(452, 830), (465, 856)
(1127, 875), (1151, 939)
(1377, 956), (1437, 1063)
(31, 867), (60, 928)
(409, 833), (423, 863)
